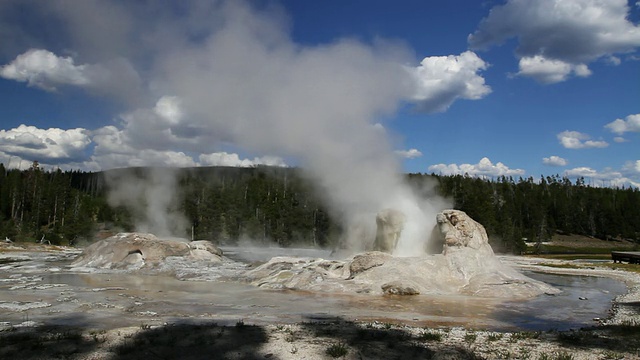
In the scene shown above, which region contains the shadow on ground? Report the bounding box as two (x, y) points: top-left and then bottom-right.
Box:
(3, 315), (640, 359)
(109, 322), (271, 360)
(299, 316), (484, 360)
(0, 320), (273, 360)
(0, 323), (98, 360)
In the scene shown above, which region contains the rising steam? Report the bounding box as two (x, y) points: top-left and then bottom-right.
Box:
(65, 1), (454, 253)
(105, 168), (188, 239)
(147, 2), (450, 254)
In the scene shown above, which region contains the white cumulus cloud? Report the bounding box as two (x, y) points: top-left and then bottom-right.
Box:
(0, 49), (89, 91)
(557, 130), (608, 149)
(0, 48), (143, 103)
(623, 160), (640, 173)
(87, 125), (285, 170)
(395, 148), (423, 159)
(605, 113), (640, 135)
(410, 51), (491, 112)
(428, 157), (525, 178)
(469, 0), (640, 83)
(543, 155), (568, 166)
(515, 56), (591, 84)
(0, 125), (91, 163)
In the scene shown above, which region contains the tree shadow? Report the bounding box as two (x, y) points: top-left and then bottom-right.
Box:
(109, 321), (273, 360)
(299, 316), (485, 360)
(0, 315), (273, 360)
(0, 322), (98, 360)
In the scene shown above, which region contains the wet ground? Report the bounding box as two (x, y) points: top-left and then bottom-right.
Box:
(0, 246), (627, 332)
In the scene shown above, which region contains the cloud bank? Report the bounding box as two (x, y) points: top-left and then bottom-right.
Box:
(0, 125), (91, 163)
(428, 157), (525, 178)
(469, 0), (640, 83)
(565, 164), (640, 188)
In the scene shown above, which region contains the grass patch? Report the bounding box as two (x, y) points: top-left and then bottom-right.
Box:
(539, 263), (583, 270)
(610, 319), (640, 336)
(464, 332), (477, 343)
(528, 245), (630, 255)
(509, 331), (540, 342)
(594, 263), (640, 274)
(536, 254), (611, 260)
(325, 342), (348, 358)
(418, 330), (442, 342)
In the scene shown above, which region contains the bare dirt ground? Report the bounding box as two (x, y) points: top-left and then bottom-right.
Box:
(2, 241), (640, 359)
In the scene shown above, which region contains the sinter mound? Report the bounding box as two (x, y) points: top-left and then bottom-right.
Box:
(244, 209), (559, 298)
(71, 232), (223, 271)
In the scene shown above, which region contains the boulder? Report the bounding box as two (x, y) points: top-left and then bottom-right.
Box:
(72, 233), (223, 271)
(348, 251), (391, 278)
(381, 281), (420, 295)
(373, 209), (406, 253)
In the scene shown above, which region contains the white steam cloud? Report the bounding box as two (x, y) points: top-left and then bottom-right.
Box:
(106, 168), (188, 238)
(0, 1), (464, 252)
(149, 2), (450, 253)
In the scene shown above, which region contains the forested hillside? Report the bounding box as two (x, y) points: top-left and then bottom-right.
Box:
(1, 161), (638, 253)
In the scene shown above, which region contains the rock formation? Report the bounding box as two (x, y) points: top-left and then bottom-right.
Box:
(72, 233), (223, 271)
(373, 209), (406, 253)
(243, 210), (559, 299)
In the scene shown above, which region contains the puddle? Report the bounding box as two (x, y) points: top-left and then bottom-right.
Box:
(0, 247), (628, 331)
(494, 271), (626, 331)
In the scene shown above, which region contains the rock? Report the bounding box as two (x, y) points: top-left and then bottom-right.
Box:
(72, 233), (224, 271)
(189, 240), (224, 257)
(373, 209), (406, 253)
(348, 251), (391, 278)
(244, 256), (351, 291)
(381, 281), (420, 295)
(437, 209), (490, 252)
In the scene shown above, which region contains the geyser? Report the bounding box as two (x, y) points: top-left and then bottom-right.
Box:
(244, 210), (559, 299)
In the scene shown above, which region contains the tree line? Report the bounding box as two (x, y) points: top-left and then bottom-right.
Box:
(1, 162), (638, 252)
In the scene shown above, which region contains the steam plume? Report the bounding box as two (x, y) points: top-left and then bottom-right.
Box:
(105, 168), (188, 239)
(150, 2), (450, 253)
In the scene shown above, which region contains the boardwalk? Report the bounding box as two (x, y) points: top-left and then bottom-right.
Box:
(611, 251), (640, 264)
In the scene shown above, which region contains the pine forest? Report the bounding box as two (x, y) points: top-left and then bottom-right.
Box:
(1, 162), (638, 253)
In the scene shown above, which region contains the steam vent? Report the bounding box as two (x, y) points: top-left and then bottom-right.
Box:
(244, 209), (559, 298)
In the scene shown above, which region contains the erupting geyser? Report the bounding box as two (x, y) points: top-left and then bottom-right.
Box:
(373, 209), (406, 253)
(244, 210), (559, 299)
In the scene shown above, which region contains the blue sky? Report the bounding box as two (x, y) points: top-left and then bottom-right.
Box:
(0, 0), (639, 187)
